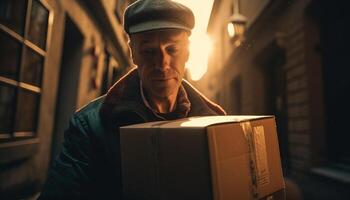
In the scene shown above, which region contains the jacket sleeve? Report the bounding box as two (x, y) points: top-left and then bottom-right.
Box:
(38, 114), (95, 199)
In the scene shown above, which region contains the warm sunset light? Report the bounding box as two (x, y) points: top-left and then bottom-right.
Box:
(173, 0), (214, 81)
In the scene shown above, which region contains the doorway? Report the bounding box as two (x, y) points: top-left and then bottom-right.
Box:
(256, 40), (289, 174)
(51, 15), (83, 163)
(321, 2), (350, 165)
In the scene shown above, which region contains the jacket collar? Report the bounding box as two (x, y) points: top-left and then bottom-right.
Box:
(140, 79), (191, 120)
(99, 68), (226, 126)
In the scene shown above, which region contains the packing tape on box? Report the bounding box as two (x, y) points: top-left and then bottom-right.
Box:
(252, 125), (270, 187)
(151, 130), (160, 198)
(240, 121), (259, 199)
(151, 121), (169, 199)
(240, 121), (271, 200)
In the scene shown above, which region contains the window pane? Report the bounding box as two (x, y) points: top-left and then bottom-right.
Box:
(0, 30), (22, 80)
(27, 0), (49, 49)
(14, 88), (40, 132)
(20, 47), (44, 87)
(0, 0), (27, 35)
(0, 83), (16, 134)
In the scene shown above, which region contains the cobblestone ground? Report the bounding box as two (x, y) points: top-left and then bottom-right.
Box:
(292, 175), (350, 200)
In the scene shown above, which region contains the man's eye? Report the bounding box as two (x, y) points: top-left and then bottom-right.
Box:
(167, 47), (179, 54)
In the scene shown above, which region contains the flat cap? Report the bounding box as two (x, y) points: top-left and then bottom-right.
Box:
(124, 0), (195, 35)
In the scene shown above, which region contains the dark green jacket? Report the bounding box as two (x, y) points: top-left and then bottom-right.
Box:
(39, 69), (225, 199)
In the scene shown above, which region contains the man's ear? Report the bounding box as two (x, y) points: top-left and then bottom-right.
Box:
(129, 39), (139, 66)
(185, 47), (190, 62)
(185, 34), (190, 62)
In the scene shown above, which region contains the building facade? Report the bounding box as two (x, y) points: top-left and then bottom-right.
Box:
(0, 0), (134, 198)
(194, 0), (350, 199)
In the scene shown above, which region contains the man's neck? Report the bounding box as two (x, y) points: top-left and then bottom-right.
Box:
(148, 92), (178, 113)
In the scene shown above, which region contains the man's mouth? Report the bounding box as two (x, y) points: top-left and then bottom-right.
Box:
(151, 74), (175, 81)
(149, 70), (177, 82)
(152, 77), (173, 81)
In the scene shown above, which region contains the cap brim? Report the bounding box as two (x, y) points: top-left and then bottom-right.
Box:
(128, 20), (192, 34)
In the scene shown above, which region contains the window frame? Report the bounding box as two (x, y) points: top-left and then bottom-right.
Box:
(0, 0), (53, 163)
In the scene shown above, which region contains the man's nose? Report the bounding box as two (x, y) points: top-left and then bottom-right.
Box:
(155, 48), (170, 70)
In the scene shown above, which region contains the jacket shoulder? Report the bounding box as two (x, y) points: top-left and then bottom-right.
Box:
(71, 95), (106, 133)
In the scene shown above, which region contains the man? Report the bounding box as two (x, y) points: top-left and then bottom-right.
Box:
(39, 0), (225, 199)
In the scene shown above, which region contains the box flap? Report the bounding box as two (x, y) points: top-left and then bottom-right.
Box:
(120, 115), (273, 129)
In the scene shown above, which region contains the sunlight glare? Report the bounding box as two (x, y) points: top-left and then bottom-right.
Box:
(173, 0), (214, 81)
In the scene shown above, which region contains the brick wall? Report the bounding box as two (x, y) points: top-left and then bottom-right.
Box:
(285, 19), (312, 177)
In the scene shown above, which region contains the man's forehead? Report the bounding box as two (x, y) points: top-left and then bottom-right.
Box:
(131, 29), (189, 45)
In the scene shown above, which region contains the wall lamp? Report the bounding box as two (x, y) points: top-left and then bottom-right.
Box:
(227, 0), (247, 44)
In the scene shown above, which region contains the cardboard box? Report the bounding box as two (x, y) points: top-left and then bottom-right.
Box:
(120, 116), (285, 200)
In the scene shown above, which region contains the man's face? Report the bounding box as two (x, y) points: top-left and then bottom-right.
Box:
(130, 29), (189, 99)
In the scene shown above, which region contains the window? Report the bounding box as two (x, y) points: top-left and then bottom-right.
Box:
(0, 0), (51, 142)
